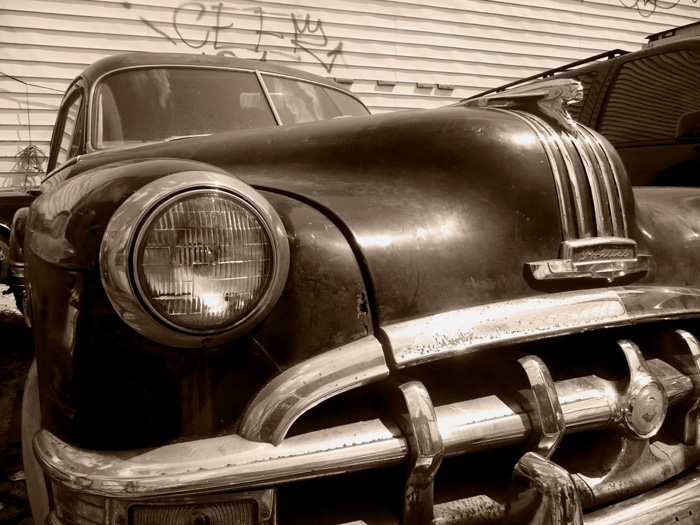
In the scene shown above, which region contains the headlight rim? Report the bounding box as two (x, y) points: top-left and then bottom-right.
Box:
(100, 170), (289, 348)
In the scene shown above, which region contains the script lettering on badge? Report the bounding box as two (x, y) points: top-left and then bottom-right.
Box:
(575, 247), (634, 262)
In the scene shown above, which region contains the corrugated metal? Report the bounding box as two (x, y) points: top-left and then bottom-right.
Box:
(1, 0), (700, 186)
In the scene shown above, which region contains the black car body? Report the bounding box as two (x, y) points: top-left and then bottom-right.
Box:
(471, 21), (700, 187)
(16, 52), (700, 524)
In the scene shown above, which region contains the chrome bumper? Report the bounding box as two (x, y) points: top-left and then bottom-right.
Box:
(34, 341), (700, 524)
(34, 355), (696, 498)
(40, 464), (700, 525)
(34, 286), (700, 523)
(35, 423), (700, 525)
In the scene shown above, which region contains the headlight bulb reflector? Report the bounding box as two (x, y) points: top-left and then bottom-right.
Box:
(135, 191), (273, 332)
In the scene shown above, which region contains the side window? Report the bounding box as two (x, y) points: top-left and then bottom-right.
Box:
(597, 50), (700, 144)
(53, 92), (84, 168)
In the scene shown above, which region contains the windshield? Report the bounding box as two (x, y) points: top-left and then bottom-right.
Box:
(92, 67), (368, 150)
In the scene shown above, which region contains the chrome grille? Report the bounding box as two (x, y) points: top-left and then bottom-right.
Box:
(35, 319), (700, 524)
(274, 325), (700, 523)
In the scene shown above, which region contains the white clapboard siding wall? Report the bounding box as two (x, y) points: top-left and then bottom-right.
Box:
(1, 0), (700, 186)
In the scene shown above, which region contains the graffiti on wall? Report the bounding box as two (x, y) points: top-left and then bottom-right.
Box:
(618, 0), (698, 17)
(121, 2), (344, 73)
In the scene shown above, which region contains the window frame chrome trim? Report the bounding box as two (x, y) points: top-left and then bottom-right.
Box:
(258, 70), (367, 108)
(256, 69), (283, 126)
(99, 170), (289, 348)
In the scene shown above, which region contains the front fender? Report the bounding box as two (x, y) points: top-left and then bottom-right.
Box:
(633, 187), (700, 286)
(26, 159), (373, 450)
(27, 158), (234, 271)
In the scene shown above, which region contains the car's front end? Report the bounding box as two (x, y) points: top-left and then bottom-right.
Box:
(20, 54), (700, 524)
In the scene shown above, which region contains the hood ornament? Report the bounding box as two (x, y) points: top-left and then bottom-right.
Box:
(466, 78), (583, 135)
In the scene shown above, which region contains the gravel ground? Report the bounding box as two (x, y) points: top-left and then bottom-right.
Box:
(0, 284), (34, 524)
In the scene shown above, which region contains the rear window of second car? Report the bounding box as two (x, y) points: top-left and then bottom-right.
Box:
(597, 49), (700, 144)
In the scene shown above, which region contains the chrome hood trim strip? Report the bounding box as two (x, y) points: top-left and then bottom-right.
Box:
(383, 287), (700, 368)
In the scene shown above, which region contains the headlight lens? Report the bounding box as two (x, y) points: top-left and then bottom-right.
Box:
(100, 170), (289, 348)
(135, 191), (273, 331)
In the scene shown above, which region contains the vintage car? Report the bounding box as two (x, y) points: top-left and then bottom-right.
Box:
(470, 21), (700, 187)
(0, 187), (37, 288)
(15, 52), (700, 525)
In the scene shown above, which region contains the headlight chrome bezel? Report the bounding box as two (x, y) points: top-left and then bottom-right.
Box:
(100, 171), (289, 348)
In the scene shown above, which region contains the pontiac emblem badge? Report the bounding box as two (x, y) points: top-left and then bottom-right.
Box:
(526, 237), (651, 282)
(641, 408), (657, 423)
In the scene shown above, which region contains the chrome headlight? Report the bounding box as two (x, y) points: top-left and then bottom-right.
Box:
(100, 171), (289, 348)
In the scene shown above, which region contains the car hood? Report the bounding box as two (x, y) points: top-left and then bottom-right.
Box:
(72, 107), (564, 326)
(67, 107), (693, 326)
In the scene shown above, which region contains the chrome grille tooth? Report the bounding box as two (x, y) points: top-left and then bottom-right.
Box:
(393, 381), (443, 525)
(518, 355), (566, 459)
(504, 452), (584, 525)
(618, 339), (668, 439)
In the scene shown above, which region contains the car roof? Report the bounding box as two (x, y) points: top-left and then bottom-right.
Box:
(79, 52), (345, 91)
